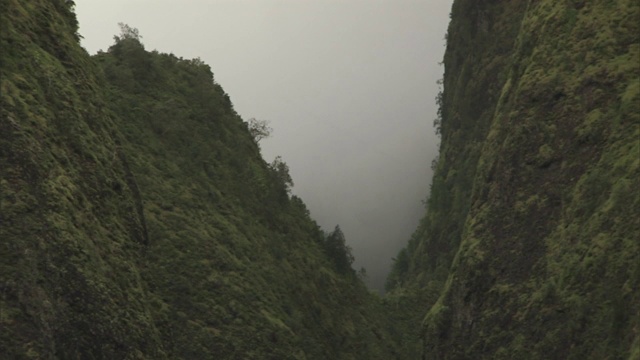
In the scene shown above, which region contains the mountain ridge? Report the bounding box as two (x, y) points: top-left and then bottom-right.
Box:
(1, 1), (398, 358)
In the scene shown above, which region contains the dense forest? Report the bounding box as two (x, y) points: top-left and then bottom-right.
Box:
(1, 0), (638, 359)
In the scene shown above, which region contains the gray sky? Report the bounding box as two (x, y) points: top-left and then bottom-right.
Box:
(74, 0), (452, 291)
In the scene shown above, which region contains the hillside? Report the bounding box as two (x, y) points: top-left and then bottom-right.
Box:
(388, 0), (640, 358)
(0, 1), (398, 358)
(2, 0), (639, 359)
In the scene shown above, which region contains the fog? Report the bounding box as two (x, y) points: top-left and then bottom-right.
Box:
(75, 0), (452, 292)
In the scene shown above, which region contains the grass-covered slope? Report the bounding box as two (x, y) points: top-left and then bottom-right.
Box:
(389, 0), (640, 358)
(1, 1), (397, 358)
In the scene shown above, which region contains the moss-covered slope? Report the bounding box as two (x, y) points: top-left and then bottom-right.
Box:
(389, 0), (640, 358)
(1, 1), (397, 358)
(93, 29), (398, 360)
(1, 0), (165, 357)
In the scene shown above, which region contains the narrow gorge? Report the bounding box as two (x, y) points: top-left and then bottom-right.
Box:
(1, 0), (638, 359)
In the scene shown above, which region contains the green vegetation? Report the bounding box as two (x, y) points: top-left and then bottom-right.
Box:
(2, 0), (638, 358)
(322, 226), (355, 275)
(388, 0), (640, 358)
(1, 1), (397, 358)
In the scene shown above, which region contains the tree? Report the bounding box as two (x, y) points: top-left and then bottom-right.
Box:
(324, 225), (354, 275)
(357, 267), (368, 282)
(384, 247), (410, 291)
(433, 78), (444, 136)
(114, 23), (142, 43)
(105, 24), (151, 90)
(247, 118), (272, 143)
(269, 156), (293, 194)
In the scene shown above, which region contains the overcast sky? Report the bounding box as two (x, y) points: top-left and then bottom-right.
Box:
(74, 0), (452, 292)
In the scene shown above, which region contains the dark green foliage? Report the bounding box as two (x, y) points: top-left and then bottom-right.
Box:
(385, 248), (409, 292)
(95, 30), (398, 357)
(323, 226), (355, 275)
(1, 6), (399, 359)
(269, 155), (294, 195)
(5, 0), (637, 358)
(1, 1), (163, 358)
(388, 0), (640, 358)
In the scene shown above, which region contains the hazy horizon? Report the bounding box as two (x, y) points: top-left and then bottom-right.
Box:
(74, 0), (453, 291)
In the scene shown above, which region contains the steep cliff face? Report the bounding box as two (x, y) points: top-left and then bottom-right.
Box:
(1, 1), (397, 359)
(391, 0), (639, 358)
(1, 0), (165, 356)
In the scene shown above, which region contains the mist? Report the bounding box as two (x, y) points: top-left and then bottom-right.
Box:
(74, 0), (452, 292)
